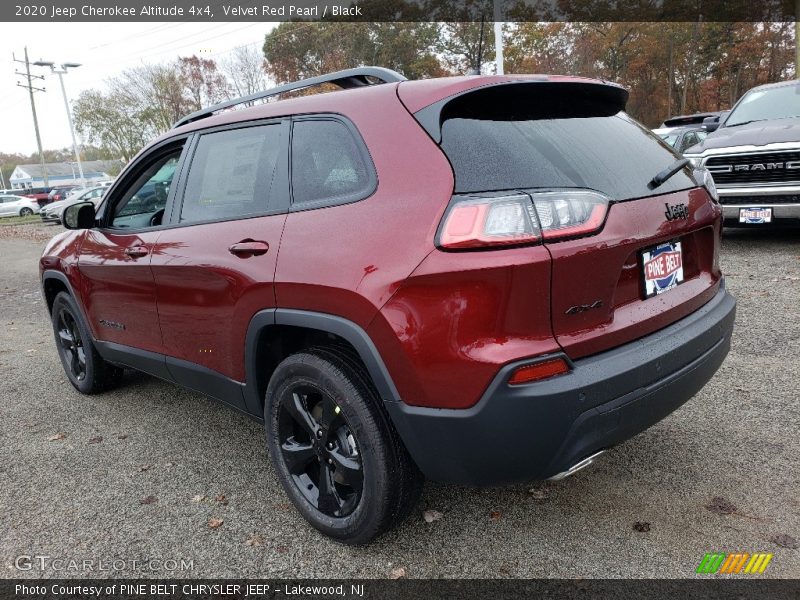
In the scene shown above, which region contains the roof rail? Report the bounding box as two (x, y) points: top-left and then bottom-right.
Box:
(172, 66), (407, 129)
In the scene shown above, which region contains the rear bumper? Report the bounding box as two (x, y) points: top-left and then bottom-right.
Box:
(386, 281), (736, 485)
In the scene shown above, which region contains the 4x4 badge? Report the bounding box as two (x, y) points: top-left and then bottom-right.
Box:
(665, 202), (689, 221)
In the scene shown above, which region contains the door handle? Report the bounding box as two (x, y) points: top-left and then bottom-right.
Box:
(124, 246), (149, 258)
(228, 240), (269, 257)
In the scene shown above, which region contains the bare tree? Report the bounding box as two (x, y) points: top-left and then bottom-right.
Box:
(220, 45), (269, 99)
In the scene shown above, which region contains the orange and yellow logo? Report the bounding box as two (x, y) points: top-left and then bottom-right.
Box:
(696, 552), (773, 574)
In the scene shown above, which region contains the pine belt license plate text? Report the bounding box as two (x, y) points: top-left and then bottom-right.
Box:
(642, 241), (684, 298)
(739, 207), (772, 224)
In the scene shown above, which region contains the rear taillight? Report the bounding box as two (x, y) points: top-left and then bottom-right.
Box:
(438, 190), (609, 250)
(508, 357), (570, 385)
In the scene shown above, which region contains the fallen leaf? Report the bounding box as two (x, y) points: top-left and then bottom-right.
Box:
(88, 436), (103, 444)
(422, 510), (443, 523)
(140, 495), (158, 505)
(388, 566), (407, 579)
(138, 464), (152, 472)
(215, 494), (229, 506)
(633, 521), (651, 533)
(165, 462), (175, 468)
(489, 510), (502, 521)
(498, 565), (511, 576)
(528, 487), (550, 500)
(47, 432), (66, 441)
(770, 534), (798, 549)
(208, 518), (224, 529)
(276, 545), (289, 554)
(245, 534), (265, 547)
(706, 496), (737, 515)
(117, 434), (128, 440)
(191, 494), (206, 503)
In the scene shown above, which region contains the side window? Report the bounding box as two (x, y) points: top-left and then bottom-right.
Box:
(180, 124), (282, 224)
(291, 119), (375, 207)
(111, 150), (182, 229)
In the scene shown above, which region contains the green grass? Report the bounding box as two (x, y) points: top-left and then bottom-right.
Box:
(0, 214), (42, 226)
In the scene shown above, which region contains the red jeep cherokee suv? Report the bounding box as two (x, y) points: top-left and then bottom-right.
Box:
(41, 67), (736, 544)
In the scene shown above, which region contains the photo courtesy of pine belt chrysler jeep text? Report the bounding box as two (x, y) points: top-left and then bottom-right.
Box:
(41, 67), (736, 544)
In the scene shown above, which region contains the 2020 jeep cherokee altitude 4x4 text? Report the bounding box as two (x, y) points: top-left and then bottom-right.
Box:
(41, 67), (736, 544)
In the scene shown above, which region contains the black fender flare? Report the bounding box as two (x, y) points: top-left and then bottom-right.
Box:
(41, 270), (84, 316)
(242, 308), (402, 416)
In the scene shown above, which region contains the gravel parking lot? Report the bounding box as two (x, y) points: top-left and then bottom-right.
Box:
(1, 222), (798, 579)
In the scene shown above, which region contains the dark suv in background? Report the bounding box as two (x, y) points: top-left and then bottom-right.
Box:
(41, 67), (735, 543)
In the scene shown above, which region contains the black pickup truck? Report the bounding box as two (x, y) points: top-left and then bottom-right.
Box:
(684, 80), (800, 225)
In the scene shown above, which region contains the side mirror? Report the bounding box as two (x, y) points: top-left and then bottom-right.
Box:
(702, 116), (720, 132)
(63, 201), (96, 230)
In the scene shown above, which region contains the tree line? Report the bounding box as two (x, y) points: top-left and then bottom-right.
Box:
(60, 22), (797, 164)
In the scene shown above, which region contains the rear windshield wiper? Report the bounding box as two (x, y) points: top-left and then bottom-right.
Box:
(648, 158), (690, 190)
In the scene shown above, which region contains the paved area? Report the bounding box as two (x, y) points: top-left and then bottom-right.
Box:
(0, 225), (798, 579)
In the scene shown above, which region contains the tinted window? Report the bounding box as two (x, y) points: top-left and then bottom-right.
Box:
(291, 119), (374, 207)
(181, 124), (282, 223)
(441, 112), (695, 201)
(111, 151), (182, 228)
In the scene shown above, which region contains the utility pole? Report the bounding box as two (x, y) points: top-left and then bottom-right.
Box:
(494, 0), (504, 75)
(13, 47), (48, 187)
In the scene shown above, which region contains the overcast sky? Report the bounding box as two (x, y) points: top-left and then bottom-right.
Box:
(1, 22), (277, 155)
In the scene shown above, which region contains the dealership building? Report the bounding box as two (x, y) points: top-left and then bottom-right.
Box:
(8, 160), (121, 189)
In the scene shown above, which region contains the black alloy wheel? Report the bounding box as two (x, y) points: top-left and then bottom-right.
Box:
(277, 384), (364, 518)
(56, 307), (87, 382)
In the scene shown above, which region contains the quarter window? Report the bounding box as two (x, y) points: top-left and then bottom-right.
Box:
(180, 124), (282, 223)
(291, 119), (374, 207)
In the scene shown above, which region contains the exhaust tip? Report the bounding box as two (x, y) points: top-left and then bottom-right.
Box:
(547, 450), (606, 482)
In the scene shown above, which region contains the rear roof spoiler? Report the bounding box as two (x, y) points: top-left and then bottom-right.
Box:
(173, 66), (406, 129)
(413, 80), (629, 144)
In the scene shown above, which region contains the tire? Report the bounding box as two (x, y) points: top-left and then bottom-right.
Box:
(19, 207), (33, 216)
(264, 348), (423, 544)
(51, 292), (123, 394)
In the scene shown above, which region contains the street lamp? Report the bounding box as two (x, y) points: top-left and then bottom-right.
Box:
(33, 60), (85, 186)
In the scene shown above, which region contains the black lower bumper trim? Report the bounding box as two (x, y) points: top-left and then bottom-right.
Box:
(386, 282), (736, 486)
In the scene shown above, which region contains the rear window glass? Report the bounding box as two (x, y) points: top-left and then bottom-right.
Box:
(291, 119), (374, 207)
(441, 112), (695, 201)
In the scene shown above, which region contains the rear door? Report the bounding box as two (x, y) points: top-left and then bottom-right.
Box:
(149, 120), (289, 404)
(436, 82), (723, 359)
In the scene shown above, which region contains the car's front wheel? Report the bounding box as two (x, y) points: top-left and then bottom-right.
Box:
(19, 207), (33, 216)
(264, 348), (422, 544)
(51, 292), (123, 394)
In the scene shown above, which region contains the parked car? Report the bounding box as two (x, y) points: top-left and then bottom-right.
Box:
(0, 194), (40, 217)
(684, 79), (800, 225)
(48, 186), (80, 203)
(19, 187), (53, 206)
(41, 67), (736, 544)
(654, 126), (709, 154)
(660, 111), (722, 129)
(40, 186), (105, 224)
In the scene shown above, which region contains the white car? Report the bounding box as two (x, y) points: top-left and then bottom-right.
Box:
(0, 194), (40, 217)
(41, 186), (106, 223)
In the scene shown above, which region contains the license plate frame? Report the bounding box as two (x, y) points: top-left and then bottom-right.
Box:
(739, 207), (772, 224)
(641, 240), (684, 299)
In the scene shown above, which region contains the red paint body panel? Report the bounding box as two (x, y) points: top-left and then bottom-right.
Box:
(546, 187), (722, 358)
(274, 85), (453, 329)
(149, 216), (285, 381)
(78, 229), (164, 353)
(371, 245), (558, 409)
